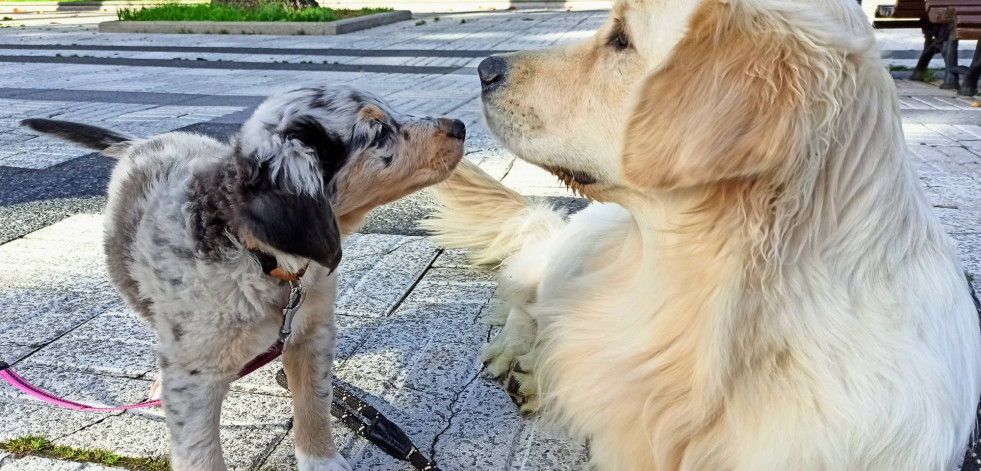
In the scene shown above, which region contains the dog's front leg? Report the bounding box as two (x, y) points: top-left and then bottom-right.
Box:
(283, 311), (350, 471)
(161, 365), (230, 471)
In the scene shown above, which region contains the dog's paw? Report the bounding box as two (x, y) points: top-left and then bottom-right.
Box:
(505, 353), (541, 415)
(296, 451), (351, 471)
(482, 317), (535, 381)
(482, 334), (521, 381)
(148, 374), (163, 401)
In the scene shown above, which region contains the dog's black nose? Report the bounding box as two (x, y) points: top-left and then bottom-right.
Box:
(478, 56), (508, 93)
(439, 118), (466, 140)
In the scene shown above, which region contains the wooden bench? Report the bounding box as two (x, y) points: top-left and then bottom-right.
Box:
(874, 0), (981, 96)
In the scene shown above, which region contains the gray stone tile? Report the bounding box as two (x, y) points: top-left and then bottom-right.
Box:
(0, 456), (86, 471)
(952, 233), (981, 278)
(511, 422), (589, 471)
(429, 378), (524, 470)
(0, 365), (153, 408)
(55, 414), (286, 470)
(61, 310), (154, 345)
(0, 344), (35, 364)
(0, 291), (121, 348)
(130, 390), (293, 430)
(22, 337), (156, 379)
(0, 400), (111, 442)
(431, 249), (475, 268)
(335, 235), (440, 318)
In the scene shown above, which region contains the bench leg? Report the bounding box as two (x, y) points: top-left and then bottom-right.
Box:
(913, 24), (942, 82)
(956, 44), (981, 96)
(940, 24), (961, 90)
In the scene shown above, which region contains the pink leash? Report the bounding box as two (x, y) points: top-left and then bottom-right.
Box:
(0, 342), (284, 412)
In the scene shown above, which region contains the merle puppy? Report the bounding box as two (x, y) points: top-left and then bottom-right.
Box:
(22, 86), (465, 471)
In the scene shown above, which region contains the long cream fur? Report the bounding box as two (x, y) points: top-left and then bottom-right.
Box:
(426, 0), (981, 470)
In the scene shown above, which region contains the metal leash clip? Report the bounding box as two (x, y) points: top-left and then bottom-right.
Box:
(279, 280), (305, 352)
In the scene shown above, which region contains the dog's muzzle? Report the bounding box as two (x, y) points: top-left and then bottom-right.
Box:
(478, 56), (508, 94)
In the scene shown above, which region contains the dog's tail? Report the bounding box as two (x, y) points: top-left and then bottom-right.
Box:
(20, 119), (134, 159)
(420, 158), (566, 265)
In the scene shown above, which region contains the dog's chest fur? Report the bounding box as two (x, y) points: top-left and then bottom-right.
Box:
(103, 134), (290, 347)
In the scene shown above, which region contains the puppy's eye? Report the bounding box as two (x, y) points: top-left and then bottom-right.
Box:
(608, 28), (630, 51)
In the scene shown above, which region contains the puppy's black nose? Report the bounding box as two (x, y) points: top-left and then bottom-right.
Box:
(439, 118), (466, 140)
(478, 56), (508, 93)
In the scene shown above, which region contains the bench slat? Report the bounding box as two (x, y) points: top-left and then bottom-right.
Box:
(955, 27), (981, 38)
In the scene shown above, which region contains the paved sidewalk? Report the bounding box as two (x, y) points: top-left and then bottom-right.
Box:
(0, 9), (979, 471)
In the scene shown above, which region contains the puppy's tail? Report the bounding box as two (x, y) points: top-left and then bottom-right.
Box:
(21, 119), (134, 159)
(420, 158), (566, 265)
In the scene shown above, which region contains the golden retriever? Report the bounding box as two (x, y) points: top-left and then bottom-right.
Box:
(422, 0), (981, 469)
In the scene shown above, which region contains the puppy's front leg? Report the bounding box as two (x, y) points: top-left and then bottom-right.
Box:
(283, 314), (350, 471)
(161, 365), (230, 471)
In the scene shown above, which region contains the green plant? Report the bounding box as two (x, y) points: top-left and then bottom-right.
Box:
(415, 19), (426, 25)
(117, 4), (390, 23)
(460, 19), (466, 24)
(433, 16), (439, 21)
(1, 436), (171, 471)
(1, 16), (13, 20)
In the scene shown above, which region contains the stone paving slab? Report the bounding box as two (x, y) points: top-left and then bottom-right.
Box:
(0, 456), (89, 471)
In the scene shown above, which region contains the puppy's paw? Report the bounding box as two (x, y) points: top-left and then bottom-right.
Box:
(296, 451), (351, 471)
(148, 374), (163, 401)
(505, 353), (541, 415)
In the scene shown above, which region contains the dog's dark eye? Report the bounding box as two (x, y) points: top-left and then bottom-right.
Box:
(608, 27), (630, 51)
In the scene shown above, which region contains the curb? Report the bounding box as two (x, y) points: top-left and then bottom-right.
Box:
(98, 9), (410, 34)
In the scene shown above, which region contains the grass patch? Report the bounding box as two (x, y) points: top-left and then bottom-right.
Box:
(117, 3), (390, 22)
(1, 436), (170, 471)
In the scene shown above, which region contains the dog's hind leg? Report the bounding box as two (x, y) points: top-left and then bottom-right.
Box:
(159, 364), (231, 471)
(282, 280), (351, 471)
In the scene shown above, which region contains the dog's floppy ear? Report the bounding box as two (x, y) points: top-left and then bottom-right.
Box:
(237, 116), (345, 272)
(239, 190), (342, 272)
(620, 2), (808, 189)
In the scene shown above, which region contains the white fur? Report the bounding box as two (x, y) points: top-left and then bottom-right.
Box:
(296, 451), (352, 471)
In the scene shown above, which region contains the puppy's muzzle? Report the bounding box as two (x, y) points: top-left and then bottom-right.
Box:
(478, 56), (508, 94)
(439, 118), (467, 141)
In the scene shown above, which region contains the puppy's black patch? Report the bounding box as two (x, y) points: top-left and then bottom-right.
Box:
(282, 115), (349, 179)
(239, 189), (342, 272)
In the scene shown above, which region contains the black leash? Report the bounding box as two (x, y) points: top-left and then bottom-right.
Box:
(961, 279), (981, 471)
(275, 369), (443, 471)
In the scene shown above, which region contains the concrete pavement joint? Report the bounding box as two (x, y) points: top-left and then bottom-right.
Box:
(0, 55), (466, 74)
(0, 43), (513, 57)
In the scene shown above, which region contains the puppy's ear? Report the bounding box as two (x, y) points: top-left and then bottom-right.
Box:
(282, 114), (348, 180)
(237, 115), (345, 272)
(350, 105), (388, 150)
(239, 190), (342, 273)
(620, 2), (808, 189)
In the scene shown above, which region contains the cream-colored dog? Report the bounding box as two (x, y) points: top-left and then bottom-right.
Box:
(423, 0), (981, 469)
